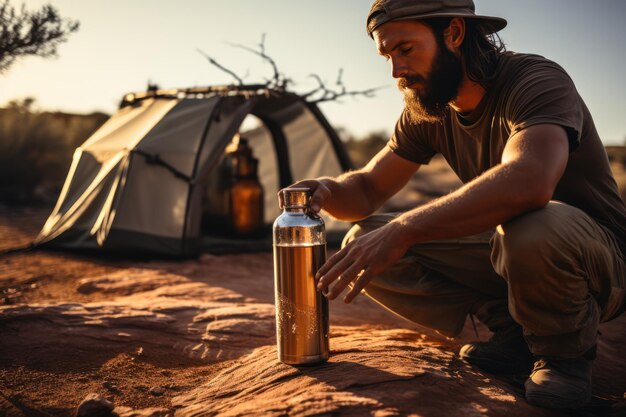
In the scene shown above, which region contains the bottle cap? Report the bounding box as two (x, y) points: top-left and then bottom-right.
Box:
(280, 188), (310, 209)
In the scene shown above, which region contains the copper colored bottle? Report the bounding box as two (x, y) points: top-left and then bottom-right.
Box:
(202, 134), (255, 234)
(273, 188), (329, 365)
(230, 154), (264, 236)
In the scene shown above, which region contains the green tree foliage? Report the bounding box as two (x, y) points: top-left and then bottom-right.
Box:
(0, 98), (107, 204)
(0, 0), (79, 73)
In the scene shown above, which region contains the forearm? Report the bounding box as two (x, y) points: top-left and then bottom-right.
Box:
(319, 171), (381, 221)
(391, 162), (550, 246)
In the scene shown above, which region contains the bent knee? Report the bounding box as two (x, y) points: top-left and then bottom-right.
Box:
(491, 202), (588, 278)
(493, 202), (581, 255)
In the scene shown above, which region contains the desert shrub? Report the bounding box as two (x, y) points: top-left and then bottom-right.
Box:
(606, 146), (626, 168)
(342, 130), (389, 168)
(0, 0), (79, 74)
(0, 98), (107, 205)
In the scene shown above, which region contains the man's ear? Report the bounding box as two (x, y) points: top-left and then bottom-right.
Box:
(445, 17), (465, 50)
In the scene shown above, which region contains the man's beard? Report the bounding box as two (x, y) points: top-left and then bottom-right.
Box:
(398, 43), (463, 124)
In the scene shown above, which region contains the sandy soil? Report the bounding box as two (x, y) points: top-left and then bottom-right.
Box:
(1, 157), (625, 417)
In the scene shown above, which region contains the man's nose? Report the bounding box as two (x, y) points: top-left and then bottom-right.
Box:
(390, 57), (407, 79)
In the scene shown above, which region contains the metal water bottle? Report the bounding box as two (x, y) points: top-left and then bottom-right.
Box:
(273, 188), (329, 365)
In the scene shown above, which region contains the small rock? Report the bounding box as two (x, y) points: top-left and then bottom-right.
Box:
(149, 386), (165, 396)
(103, 381), (120, 393)
(76, 393), (114, 417)
(76, 280), (98, 294)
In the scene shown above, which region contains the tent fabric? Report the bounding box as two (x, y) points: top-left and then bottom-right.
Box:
(36, 89), (353, 257)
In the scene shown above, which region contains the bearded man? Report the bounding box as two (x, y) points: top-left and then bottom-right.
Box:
(284, 0), (626, 408)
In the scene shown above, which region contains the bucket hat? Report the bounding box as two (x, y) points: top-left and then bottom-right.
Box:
(367, 0), (507, 37)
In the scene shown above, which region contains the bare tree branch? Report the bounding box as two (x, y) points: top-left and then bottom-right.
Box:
(302, 70), (385, 104)
(336, 68), (344, 87)
(198, 35), (380, 104)
(258, 33), (266, 56)
(226, 34), (287, 89)
(311, 85), (383, 104)
(301, 74), (327, 99)
(196, 48), (244, 85)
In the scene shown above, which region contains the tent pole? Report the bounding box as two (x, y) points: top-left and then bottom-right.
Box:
(252, 112), (293, 189)
(181, 99), (222, 256)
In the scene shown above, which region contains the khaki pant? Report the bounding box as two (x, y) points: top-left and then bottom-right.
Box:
(344, 201), (626, 358)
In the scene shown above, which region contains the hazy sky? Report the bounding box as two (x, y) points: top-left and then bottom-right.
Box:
(2, 0), (625, 144)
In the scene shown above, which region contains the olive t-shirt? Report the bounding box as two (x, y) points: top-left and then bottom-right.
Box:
(389, 52), (626, 256)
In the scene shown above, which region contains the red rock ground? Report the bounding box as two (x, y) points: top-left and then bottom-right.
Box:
(1, 157), (625, 416)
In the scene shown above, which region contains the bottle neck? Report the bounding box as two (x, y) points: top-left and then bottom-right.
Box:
(284, 206), (308, 213)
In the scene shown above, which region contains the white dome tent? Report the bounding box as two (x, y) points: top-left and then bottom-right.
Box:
(35, 84), (354, 257)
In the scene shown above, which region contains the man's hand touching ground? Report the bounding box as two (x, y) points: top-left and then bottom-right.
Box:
(316, 221), (410, 303)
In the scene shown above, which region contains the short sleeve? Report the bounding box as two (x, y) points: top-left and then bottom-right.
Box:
(388, 109), (437, 164)
(505, 62), (583, 151)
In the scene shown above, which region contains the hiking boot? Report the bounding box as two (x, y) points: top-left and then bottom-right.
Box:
(525, 357), (592, 408)
(459, 324), (534, 374)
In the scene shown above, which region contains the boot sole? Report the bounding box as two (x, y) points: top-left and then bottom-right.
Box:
(460, 353), (532, 375)
(525, 390), (591, 409)
(525, 380), (591, 408)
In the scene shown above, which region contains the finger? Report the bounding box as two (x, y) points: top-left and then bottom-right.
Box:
(288, 179), (320, 192)
(316, 246), (349, 280)
(316, 256), (354, 294)
(326, 274), (355, 300)
(343, 268), (374, 304)
(326, 262), (366, 300)
(310, 182), (330, 213)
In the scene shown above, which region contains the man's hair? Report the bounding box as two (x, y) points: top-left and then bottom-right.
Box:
(423, 17), (506, 87)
